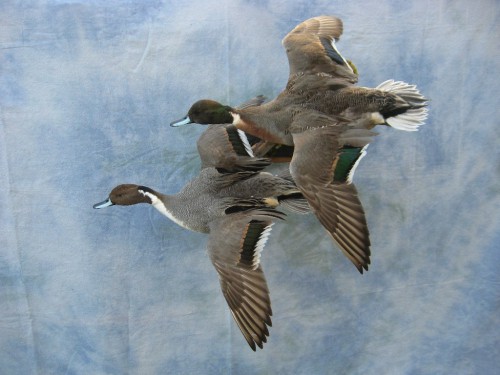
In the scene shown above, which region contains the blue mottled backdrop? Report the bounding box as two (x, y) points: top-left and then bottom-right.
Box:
(1, 1), (499, 374)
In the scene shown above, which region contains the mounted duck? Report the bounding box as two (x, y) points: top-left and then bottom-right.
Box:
(171, 15), (428, 274)
(94, 124), (308, 350)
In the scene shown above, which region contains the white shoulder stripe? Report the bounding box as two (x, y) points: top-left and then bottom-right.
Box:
(331, 40), (353, 73)
(237, 129), (255, 157)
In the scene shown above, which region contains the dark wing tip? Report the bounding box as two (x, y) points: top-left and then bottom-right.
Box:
(357, 261), (370, 274)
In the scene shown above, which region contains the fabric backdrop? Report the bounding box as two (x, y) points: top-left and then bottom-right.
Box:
(1, 1), (499, 374)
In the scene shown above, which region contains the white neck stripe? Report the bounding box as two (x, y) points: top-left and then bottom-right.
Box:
(138, 190), (190, 230)
(231, 112), (241, 126)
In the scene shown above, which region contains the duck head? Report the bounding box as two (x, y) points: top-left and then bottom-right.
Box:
(93, 184), (154, 208)
(170, 100), (234, 127)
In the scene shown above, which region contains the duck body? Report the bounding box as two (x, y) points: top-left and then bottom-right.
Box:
(95, 178), (284, 351)
(94, 169), (293, 233)
(232, 78), (425, 144)
(152, 167), (303, 233)
(94, 124), (310, 351)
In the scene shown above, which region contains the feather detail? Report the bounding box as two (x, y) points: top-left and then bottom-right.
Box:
(239, 221), (275, 270)
(376, 79), (429, 131)
(346, 144), (369, 184)
(237, 129), (255, 157)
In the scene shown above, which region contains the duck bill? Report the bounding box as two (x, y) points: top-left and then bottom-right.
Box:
(170, 116), (193, 127)
(93, 198), (114, 209)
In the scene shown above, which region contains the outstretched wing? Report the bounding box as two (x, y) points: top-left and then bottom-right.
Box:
(207, 208), (285, 350)
(282, 15), (357, 83)
(289, 112), (376, 273)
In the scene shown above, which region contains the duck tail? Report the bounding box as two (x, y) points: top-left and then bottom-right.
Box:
(376, 79), (429, 132)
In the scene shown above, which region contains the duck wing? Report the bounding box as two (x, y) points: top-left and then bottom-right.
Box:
(282, 15), (358, 84)
(197, 124), (271, 172)
(207, 208), (285, 350)
(289, 112), (376, 273)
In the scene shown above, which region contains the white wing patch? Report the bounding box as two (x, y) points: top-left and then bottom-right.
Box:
(347, 144), (369, 184)
(251, 223), (274, 270)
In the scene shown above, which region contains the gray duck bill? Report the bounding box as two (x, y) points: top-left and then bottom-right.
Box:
(170, 116), (193, 127)
(93, 198), (114, 209)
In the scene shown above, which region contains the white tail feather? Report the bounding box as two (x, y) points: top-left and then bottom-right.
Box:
(377, 79), (428, 131)
(386, 108), (428, 131)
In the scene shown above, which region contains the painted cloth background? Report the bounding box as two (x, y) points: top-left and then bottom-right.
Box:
(1, 1), (499, 374)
